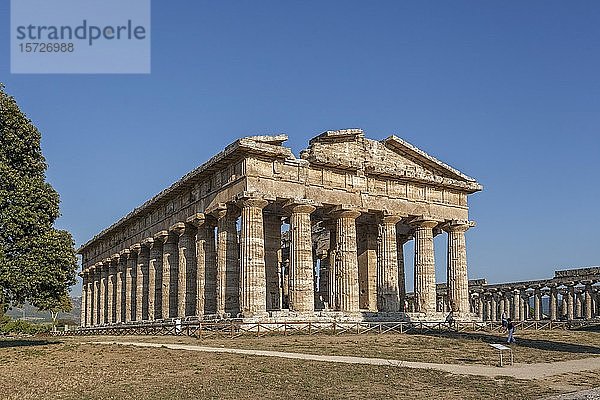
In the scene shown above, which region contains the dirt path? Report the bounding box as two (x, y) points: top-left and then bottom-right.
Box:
(85, 340), (600, 379)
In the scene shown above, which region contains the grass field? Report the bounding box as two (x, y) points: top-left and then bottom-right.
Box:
(1, 329), (599, 399)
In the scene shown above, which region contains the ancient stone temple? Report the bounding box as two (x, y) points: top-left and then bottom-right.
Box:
(78, 129), (482, 327)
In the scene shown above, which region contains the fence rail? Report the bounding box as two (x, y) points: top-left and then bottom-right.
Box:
(50, 319), (597, 338)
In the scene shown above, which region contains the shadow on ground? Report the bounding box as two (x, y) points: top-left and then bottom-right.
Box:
(0, 338), (60, 348)
(416, 331), (600, 356)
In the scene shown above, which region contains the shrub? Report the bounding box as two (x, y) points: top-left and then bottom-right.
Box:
(0, 319), (51, 335)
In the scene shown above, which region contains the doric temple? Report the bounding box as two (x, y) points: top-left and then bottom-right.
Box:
(78, 129), (483, 327)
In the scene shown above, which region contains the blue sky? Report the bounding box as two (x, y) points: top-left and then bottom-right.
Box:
(1, 1), (599, 295)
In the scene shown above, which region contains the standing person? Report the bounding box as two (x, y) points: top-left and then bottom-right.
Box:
(501, 311), (508, 329)
(445, 310), (455, 329)
(507, 318), (516, 344)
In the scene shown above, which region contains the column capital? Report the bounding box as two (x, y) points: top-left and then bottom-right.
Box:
(330, 205), (361, 220)
(129, 243), (142, 254)
(443, 220), (475, 233)
(142, 237), (154, 249)
(208, 202), (239, 220)
(238, 197), (269, 210)
(186, 212), (216, 228)
(110, 253), (120, 264)
(411, 219), (439, 229)
(153, 230), (169, 244)
(119, 248), (131, 260)
(379, 212), (404, 225)
(284, 199), (316, 215)
(169, 222), (192, 236)
(102, 258), (111, 267)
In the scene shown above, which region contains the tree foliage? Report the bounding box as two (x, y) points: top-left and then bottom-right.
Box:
(0, 83), (77, 310)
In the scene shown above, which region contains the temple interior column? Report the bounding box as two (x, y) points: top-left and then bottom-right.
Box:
(357, 221), (378, 312)
(396, 233), (410, 311)
(325, 220), (338, 310)
(445, 222), (471, 314)
(287, 202), (316, 313)
(334, 209), (361, 313)
(264, 213), (282, 311)
(239, 197), (269, 316)
(412, 220), (438, 314)
(376, 214), (402, 312)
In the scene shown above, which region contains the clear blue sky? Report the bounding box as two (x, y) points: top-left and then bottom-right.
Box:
(1, 1), (599, 296)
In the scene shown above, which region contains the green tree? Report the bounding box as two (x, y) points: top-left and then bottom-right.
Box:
(0, 83), (77, 315)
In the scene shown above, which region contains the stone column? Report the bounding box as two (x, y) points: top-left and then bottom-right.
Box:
(512, 289), (520, 321)
(519, 289), (526, 321)
(549, 284), (558, 321)
(171, 222), (197, 318)
(396, 233), (410, 309)
(264, 213), (282, 311)
(160, 232), (179, 319)
(131, 244), (144, 321)
(187, 213), (217, 316)
(498, 296), (505, 320)
(490, 293), (497, 321)
(125, 249), (136, 321)
(95, 265), (101, 325)
(325, 220), (338, 310)
(214, 204), (240, 316)
(445, 222), (471, 314)
(575, 290), (583, 319)
(566, 284), (575, 321)
(80, 271), (87, 327)
(286, 201), (316, 313)
(114, 255), (123, 324)
(376, 214), (403, 312)
(107, 256), (118, 324)
(237, 197), (269, 316)
(533, 287), (541, 320)
(584, 283), (593, 320)
(153, 231), (169, 319)
(333, 208), (361, 313)
(99, 260), (108, 324)
(412, 219), (438, 314)
(145, 237), (159, 320)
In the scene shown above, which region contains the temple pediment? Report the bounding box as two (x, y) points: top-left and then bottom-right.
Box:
(301, 129), (482, 193)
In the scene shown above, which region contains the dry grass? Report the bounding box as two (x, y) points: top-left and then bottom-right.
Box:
(1, 329), (599, 400)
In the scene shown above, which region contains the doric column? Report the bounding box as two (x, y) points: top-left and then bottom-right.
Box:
(533, 287), (541, 320)
(376, 214), (403, 312)
(396, 233), (410, 308)
(153, 231), (169, 319)
(117, 250), (129, 323)
(237, 197), (269, 316)
(171, 222), (197, 318)
(444, 222), (471, 314)
(130, 244), (144, 321)
(187, 213), (217, 316)
(575, 290), (583, 318)
(324, 220), (338, 310)
(264, 213), (282, 311)
(85, 269), (93, 327)
(498, 296), (505, 320)
(519, 289), (526, 320)
(159, 231), (178, 319)
(549, 284), (558, 321)
(333, 208), (361, 313)
(106, 256), (117, 324)
(125, 249), (137, 321)
(566, 284), (575, 320)
(584, 282), (593, 320)
(490, 292), (497, 321)
(213, 204), (240, 316)
(114, 257), (122, 324)
(80, 271), (87, 327)
(145, 237), (159, 320)
(95, 264), (101, 325)
(412, 219), (438, 314)
(512, 289), (520, 321)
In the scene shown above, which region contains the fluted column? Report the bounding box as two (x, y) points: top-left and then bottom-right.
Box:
(498, 296), (505, 320)
(238, 197), (269, 316)
(533, 288), (541, 320)
(512, 289), (520, 321)
(412, 219), (438, 314)
(287, 202), (316, 313)
(214, 204), (240, 316)
(331, 209), (361, 313)
(575, 290), (583, 318)
(160, 232), (178, 319)
(376, 214), (403, 312)
(567, 284), (575, 320)
(80, 272), (87, 327)
(94, 265), (101, 325)
(106, 257), (117, 323)
(264, 213), (282, 311)
(131, 244), (144, 321)
(396, 233), (410, 308)
(549, 284), (558, 321)
(584, 283), (593, 320)
(490, 293), (497, 321)
(445, 222), (471, 314)
(171, 222), (197, 317)
(146, 237), (160, 320)
(125, 250), (136, 322)
(139, 242), (151, 320)
(188, 213), (217, 316)
(325, 220), (338, 310)
(114, 255), (122, 324)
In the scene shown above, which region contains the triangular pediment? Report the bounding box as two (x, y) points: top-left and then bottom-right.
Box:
(302, 129), (482, 193)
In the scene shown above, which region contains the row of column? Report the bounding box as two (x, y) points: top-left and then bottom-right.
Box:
(80, 197), (474, 326)
(475, 283), (599, 322)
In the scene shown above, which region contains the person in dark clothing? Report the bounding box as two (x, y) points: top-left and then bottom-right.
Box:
(506, 318), (516, 344)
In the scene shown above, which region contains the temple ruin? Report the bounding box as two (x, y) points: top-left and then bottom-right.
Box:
(78, 129), (485, 326)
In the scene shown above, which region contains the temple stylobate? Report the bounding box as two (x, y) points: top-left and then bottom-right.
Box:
(77, 129), (482, 327)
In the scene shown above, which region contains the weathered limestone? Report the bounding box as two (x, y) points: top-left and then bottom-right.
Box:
(396, 233), (410, 310)
(95, 265), (101, 325)
(172, 222), (197, 317)
(126, 249), (136, 321)
(567, 284), (575, 321)
(412, 220), (438, 314)
(264, 213), (282, 311)
(214, 204), (240, 316)
(146, 237), (159, 320)
(238, 196), (269, 316)
(332, 208), (361, 313)
(111, 254), (122, 324)
(584, 283), (593, 320)
(445, 222), (471, 314)
(287, 201), (316, 313)
(533, 287), (541, 321)
(376, 214), (403, 312)
(100, 261), (109, 324)
(161, 231), (179, 319)
(187, 213), (217, 316)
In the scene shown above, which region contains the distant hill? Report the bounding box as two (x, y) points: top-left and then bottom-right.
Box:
(6, 296), (81, 325)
